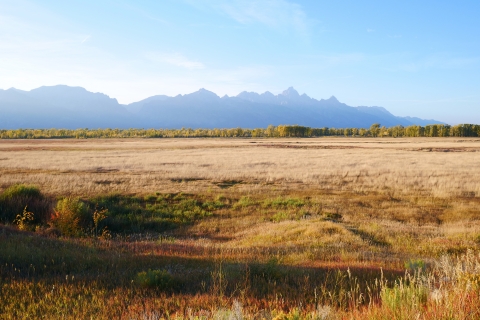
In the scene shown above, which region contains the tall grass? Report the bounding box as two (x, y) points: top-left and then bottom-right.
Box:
(1, 230), (478, 319)
(348, 250), (480, 319)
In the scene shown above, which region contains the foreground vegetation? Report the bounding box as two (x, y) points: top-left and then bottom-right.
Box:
(1, 138), (479, 318)
(1, 180), (480, 319)
(2, 123), (480, 139)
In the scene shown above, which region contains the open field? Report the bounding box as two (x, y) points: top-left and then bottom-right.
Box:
(1, 137), (480, 196)
(1, 138), (480, 319)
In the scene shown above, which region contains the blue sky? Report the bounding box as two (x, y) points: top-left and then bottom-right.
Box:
(1, 0), (479, 124)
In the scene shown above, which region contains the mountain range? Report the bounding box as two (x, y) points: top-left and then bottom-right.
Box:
(0, 85), (445, 129)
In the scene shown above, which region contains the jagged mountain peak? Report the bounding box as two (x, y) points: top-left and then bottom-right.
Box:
(194, 88), (218, 97)
(197, 88), (217, 95)
(261, 91), (275, 97)
(327, 96), (339, 102)
(281, 87), (300, 98)
(237, 91), (260, 98)
(0, 84), (446, 129)
(186, 88), (219, 100)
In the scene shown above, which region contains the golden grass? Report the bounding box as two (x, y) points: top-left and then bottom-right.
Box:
(1, 137), (480, 318)
(1, 137), (480, 197)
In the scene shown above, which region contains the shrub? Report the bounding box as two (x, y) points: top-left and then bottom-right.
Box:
(250, 258), (286, 282)
(233, 196), (256, 209)
(202, 200), (225, 210)
(135, 269), (174, 290)
(271, 211), (289, 222)
(404, 259), (426, 272)
(13, 206), (35, 231)
(143, 194), (157, 202)
(50, 198), (91, 236)
(0, 184), (51, 224)
(92, 208), (109, 238)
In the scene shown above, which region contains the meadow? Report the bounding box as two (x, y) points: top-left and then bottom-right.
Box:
(1, 137), (480, 319)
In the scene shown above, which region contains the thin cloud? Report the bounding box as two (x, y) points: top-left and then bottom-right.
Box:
(188, 0), (311, 37)
(81, 35), (91, 44)
(145, 52), (205, 69)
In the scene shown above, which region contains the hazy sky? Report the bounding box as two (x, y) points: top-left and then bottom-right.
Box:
(1, 0), (479, 124)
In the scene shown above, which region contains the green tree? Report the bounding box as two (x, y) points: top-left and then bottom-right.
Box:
(369, 123), (381, 137)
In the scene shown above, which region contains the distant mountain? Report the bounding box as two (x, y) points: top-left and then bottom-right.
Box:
(400, 116), (445, 126)
(0, 85), (446, 129)
(124, 95), (169, 113)
(137, 87), (445, 128)
(0, 85), (136, 129)
(355, 106), (444, 126)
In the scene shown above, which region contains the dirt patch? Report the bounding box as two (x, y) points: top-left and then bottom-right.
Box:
(87, 168), (120, 173)
(408, 147), (480, 152)
(94, 180), (125, 185)
(170, 178), (205, 183)
(213, 180), (243, 189)
(257, 144), (366, 150)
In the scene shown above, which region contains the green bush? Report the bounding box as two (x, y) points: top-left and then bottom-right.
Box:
(271, 211), (290, 222)
(135, 269), (174, 290)
(202, 200), (225, 210)
(143, 194), (157, 202)
(250, 258), (286, 282)
(233, 196), (256, 208)
(50, 198), (91, 236)
(0, 184), (51, 224)
(263, 197), (306, 208)
(404, 259), (426, 272)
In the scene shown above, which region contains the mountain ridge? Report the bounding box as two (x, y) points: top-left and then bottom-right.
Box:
(0, 85), (446, 129)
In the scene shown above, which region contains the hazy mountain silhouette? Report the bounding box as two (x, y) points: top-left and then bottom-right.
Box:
(400, 116), (445, 127)
(124, 95), (169, 113)
(0, 85), (136, 129)
(0, 85), (445, 129)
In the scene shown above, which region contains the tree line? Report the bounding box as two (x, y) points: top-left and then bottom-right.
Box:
(1, 123), (479, 139)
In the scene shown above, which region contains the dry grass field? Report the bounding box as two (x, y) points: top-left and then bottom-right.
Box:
(1, 137), (480, 196)
(1, 137), (480, 319)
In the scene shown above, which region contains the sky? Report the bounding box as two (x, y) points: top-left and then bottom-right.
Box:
(0, 0), (479, 124)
